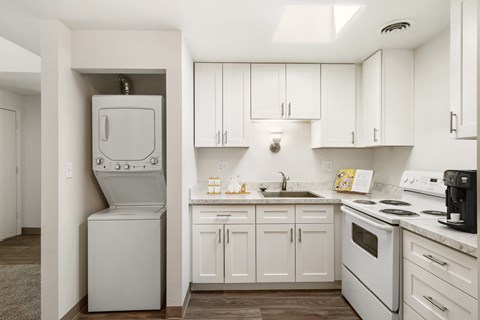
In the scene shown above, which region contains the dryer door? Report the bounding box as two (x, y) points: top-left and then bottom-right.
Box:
(98, 108), (155, 161)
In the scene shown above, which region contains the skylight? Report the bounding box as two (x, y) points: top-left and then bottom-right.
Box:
(273, 4), (362, 43)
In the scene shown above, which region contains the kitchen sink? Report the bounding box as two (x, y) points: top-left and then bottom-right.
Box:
(260, 191), (323, 198)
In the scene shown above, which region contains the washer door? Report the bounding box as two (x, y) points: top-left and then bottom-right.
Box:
(98, 107), (155, 161)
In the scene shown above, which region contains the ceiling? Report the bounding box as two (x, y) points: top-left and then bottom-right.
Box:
(0, 0), (450, 63)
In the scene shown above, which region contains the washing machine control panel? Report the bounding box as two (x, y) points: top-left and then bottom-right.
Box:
(93, 153), (162, 172)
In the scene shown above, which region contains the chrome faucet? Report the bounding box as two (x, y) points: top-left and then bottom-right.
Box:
(278, 171), (290, 191)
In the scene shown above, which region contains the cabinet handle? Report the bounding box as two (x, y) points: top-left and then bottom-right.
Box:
(217, 214), (232, 218)
(298, 228), (302, 243)
(223, 131), (228, 144)
(423, 295), (448, 312)
(450, 111), (457, 133)
(422, 254), (448, 266)
(288, 102), (291, 117)
(281, 103), (285, 117)
(351, 131), (355, 144)
(219, 228), (222, 243)
(373, 128), (378, 142)
(290, 228), (293, 243)
(216, 131), (221, 145)
(227, 229), (230, 244)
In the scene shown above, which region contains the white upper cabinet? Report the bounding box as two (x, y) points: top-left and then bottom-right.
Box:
(450, 0), (477, 139)
(251, 63), (320, 120)
(251, 64), (286, 119)
(194, 63), (250, 147)
(286, 64), (321, 119)
(311, 64), (356, 148)
(194, 63), (222, 147)
(358, 49), (414, 147)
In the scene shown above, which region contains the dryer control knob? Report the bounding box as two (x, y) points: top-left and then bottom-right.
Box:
(114, 164), (121, 170)
(124, 164), (130, 170)
(95, 157), (103, 165)
(150, 157), (159, 165)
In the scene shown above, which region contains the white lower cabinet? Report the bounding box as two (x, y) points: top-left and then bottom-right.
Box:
(402, 230), (478, 319)
(192, 224), (256, 284)
(296, 224), (334, 282)
(256, 224), (296, 282)
(192, 225), (224, 283)
(224, 224), (256, 283)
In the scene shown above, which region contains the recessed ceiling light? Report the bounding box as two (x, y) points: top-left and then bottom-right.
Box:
(273, 4), (362, 43)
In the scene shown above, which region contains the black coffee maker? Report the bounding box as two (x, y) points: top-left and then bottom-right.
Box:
(439, 170), (477, 233)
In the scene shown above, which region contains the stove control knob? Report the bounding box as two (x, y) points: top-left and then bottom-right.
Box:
(95, 157), (103, 165)
(114, 164), (121, 170)
(150, 157), (159, 165)
(124, 164), (130, 170)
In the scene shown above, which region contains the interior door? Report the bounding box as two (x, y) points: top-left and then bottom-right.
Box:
(98, 108), (155, 160)
(0, 108), (17, 241)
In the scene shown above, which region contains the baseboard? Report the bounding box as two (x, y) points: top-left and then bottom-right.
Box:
(191, 281), (342, 291)
(166, 284), (191, 318)
(61, 295), (87, 320)
(22, 227), (41, 235)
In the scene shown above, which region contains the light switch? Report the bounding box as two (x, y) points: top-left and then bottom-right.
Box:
(65, 162), (73, 179)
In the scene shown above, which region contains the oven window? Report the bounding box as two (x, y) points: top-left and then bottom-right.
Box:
(352, 223), (378, 258)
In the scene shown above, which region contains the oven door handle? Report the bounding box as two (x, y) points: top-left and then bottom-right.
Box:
(341, 206), (395, 233)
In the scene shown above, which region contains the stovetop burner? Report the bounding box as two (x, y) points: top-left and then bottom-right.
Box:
(379, 200), (412, 206)
(380, 209), (419, 216)
(420, 210), (447, 216)
(353, 200), (377, 205)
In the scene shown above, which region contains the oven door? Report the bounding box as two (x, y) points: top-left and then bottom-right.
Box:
(341, 205), (400, 312)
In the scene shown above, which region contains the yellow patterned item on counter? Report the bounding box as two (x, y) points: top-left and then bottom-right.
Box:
(335, 169), (356, 192)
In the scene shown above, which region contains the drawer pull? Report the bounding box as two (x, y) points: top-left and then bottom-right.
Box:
(423, 295), (448, 312)
(423, 254), (448, 266)
(217, 214), (232, 217)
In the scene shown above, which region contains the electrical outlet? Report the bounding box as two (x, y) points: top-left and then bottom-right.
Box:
(216, 161), (228, 173)
(322, 160), (333, 172)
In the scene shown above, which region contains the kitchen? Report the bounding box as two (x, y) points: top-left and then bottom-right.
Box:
(0, 0), (477, 319)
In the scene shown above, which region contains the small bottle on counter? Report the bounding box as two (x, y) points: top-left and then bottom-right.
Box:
(208, 177), (214, 194)
(214, 177), (221, 194)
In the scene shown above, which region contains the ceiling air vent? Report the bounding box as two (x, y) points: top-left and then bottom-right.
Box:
(378, 19), (415, 35)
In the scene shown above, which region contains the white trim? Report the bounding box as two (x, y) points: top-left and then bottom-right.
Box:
(0, 103), (22, 236)
(191, 281), (341, 291)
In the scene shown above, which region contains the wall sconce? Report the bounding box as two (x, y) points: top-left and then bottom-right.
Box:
(270, 132), (282, 153)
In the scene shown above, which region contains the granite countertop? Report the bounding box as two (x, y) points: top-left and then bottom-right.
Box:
(189, 181), (401, 205)
(400, 219), (477, 257)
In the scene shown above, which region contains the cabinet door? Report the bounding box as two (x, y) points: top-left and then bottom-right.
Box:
(224, 225), (256, 283)
(223, 63), (251, 147)
(194, 63), (223, 147)
(286, 64), (321, 119)
(296, 224), (334, 282)
(311, 64), (356, 148)
(251, 64), (286, 119)
(362, 51), (382, 146)
(192, 225), (224, 283)
(451, 0), (477, 139)
(256, 224), (295, 282)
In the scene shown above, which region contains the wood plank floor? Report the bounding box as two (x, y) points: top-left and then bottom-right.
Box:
(78, 290), (360, 320)
(0, 235), (40, 265)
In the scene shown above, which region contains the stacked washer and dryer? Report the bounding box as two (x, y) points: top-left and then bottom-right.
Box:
(88, 95), (166, 312)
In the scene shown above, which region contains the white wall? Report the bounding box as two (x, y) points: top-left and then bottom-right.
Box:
(20, 94), (41, 228)
(0, 36), (40, 73)
(373, 30), (477, 185)
(41, 21), (107, 319)
(196, 121), (374, 183)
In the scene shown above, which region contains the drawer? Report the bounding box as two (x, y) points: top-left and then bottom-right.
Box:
(192, 205), (255, 224)
(403, 259), (478, 320)
(256, 205), (295, 224)
(403, 230), (477, 298)
(295, 205), (334, 224)
(403, 302), (425, 320)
